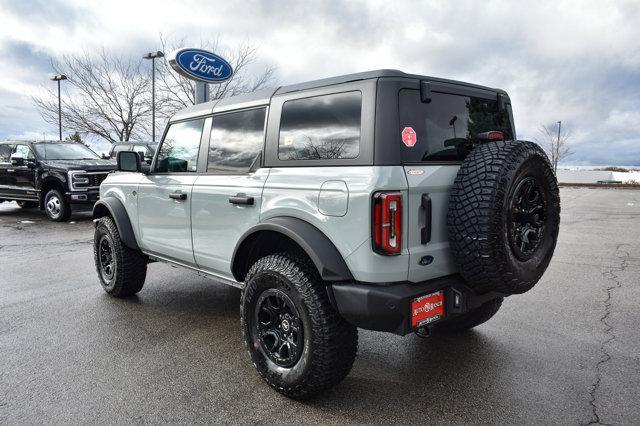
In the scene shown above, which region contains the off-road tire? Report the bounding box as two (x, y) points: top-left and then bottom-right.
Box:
(448, 140), (560, 295)
(93, 216), (147, 297)
(241, 253), (358, 399)
(16, 201), (38, 208)
(436, 297), (503, 333)
(44, 189), (71, 222)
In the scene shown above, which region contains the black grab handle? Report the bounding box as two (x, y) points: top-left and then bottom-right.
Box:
(229, 194), (254, 206)
(421, 193), (432, 244)
(169, 192), (187, 201)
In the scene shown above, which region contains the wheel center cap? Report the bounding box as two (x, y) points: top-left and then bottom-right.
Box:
(281, 319), (290, 332)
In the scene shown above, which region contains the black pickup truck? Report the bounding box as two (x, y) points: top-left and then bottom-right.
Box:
(0, 141), (116, 221)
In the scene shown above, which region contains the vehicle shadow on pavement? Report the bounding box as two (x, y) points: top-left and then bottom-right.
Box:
(91, 274), (507, 421)
(305, 330), (508, 419)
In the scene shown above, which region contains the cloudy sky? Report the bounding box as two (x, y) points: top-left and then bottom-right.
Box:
(1, 0), (639, 165)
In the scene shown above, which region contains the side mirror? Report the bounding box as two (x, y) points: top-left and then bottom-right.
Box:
(26, 160), (36, 169)
(117, 151), (142, 173)
(10, 155), (24, 167)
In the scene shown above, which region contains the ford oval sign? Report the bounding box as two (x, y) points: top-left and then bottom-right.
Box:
(168, 48), (233, 83)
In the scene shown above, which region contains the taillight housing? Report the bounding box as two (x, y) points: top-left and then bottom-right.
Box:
(372, 191), (402, 255)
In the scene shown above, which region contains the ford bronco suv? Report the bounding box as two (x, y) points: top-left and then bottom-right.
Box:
(92, 70), (560, 399)
(0, 140), (115, 221)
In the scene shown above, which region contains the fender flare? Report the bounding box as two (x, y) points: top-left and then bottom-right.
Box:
(231, 216), (353, 282)
(92, 197), (140, 251)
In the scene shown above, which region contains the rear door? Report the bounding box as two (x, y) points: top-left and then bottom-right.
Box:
(191, 107), (268, 279)
(399, 88), (514, 282)
(137, 118), (206, 265)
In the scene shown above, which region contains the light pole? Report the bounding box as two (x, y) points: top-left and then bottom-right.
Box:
(557, 121), (562, 147)
(51, 74), (67, 140)
(143, 51), (164, 142)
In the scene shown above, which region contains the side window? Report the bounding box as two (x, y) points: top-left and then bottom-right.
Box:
(207, 108), (266, 174)
(132, 145), (150, 156)
(110, 145), (130, 157)
(0, 145), (13, 162)
(155, 119), (205, 173)
(399, 90), (513, 163)
(13, 145), (35, 160)
(278, 91), (361, 160)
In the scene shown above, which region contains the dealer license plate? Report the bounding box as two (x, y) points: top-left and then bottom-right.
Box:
(411, 290), (445, 328)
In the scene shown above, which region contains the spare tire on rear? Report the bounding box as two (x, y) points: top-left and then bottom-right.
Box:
(447, 140), (560, 295)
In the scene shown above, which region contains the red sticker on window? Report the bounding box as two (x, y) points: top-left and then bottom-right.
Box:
(402, 127), (417, 147)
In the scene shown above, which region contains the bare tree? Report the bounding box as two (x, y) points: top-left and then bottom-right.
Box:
(156, 35), (277, 121)
(32, 38), (276, 145)
(32, 50), (151, 143)
(536, 124), (572, 172)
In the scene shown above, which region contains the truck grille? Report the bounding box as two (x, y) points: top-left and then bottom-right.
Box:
(87, 173), (108, 187)
(72, 172), (109, 189)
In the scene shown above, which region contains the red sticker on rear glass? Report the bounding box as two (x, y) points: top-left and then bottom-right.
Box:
(402, 127), (417, 147)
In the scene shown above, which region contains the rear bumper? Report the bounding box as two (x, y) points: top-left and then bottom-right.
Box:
(327, 275), (505, 336)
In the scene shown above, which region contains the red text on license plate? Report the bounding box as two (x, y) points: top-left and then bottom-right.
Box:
(411, 290), (445, 327)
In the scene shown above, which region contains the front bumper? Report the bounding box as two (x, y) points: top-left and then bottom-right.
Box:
(327, 275), (505, 336)
(66, 190), (100, 205)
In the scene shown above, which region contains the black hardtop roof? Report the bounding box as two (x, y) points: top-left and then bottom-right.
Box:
(276, 69), (507, 95)
(171, 69), (509, 122)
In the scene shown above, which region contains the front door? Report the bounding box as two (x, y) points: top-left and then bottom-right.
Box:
(137, 118), (206, 265)
(10, 144), (38, 201)
(191, 107), (268, 279)
(0, 144), (15, 198)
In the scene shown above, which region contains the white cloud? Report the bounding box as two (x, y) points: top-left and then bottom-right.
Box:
(0, 0), (639, 165)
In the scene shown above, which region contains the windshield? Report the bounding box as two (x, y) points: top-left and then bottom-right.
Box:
(34, 143), (100, 160)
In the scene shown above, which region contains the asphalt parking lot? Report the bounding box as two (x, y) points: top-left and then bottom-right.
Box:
(0, 188), (639, 424)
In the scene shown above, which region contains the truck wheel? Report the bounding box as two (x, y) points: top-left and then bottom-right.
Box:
(44, 189), (71, 221)
(17, 201), (38, 208)
(448, 140), (560, 295)
(241, 253), (358, 399)
(93, 216), (147, 297)
(436, 298), (503, 333)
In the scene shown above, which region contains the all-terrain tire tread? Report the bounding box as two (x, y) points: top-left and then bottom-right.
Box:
(94, 216), (147, 297)
(447, 140), (560, 294)
(241, 253), (358, 399)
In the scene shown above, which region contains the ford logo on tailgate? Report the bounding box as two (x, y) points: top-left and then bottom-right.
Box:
(169, 48), (233, 83)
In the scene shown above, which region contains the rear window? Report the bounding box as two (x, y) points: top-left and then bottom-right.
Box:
(278, 91), (361, 161)
(399, 90), (513, 163)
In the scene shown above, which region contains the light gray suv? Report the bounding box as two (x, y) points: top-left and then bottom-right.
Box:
(92, 70), (560, 399)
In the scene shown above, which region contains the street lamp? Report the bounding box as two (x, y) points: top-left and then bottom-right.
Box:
(50, 74), (67, 140)
(557, 121), (562, 146)
(143, 50), (164, 142)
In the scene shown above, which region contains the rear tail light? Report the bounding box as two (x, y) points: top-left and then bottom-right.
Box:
(372, 192), (402, 255)
(476, 131), (505, 141)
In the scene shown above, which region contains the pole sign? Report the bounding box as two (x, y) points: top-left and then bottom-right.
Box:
(168, 48), (233, 83)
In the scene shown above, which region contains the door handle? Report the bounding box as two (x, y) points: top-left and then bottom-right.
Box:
(229, 194), (254, 205)
(169, 191), (187, 201)
(421, 193), (432, 244)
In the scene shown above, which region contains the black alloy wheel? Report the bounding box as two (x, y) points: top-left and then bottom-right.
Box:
(98, 234), (116, 282)
(254, 288), (304, 368)
(507, 176), (547, 261)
